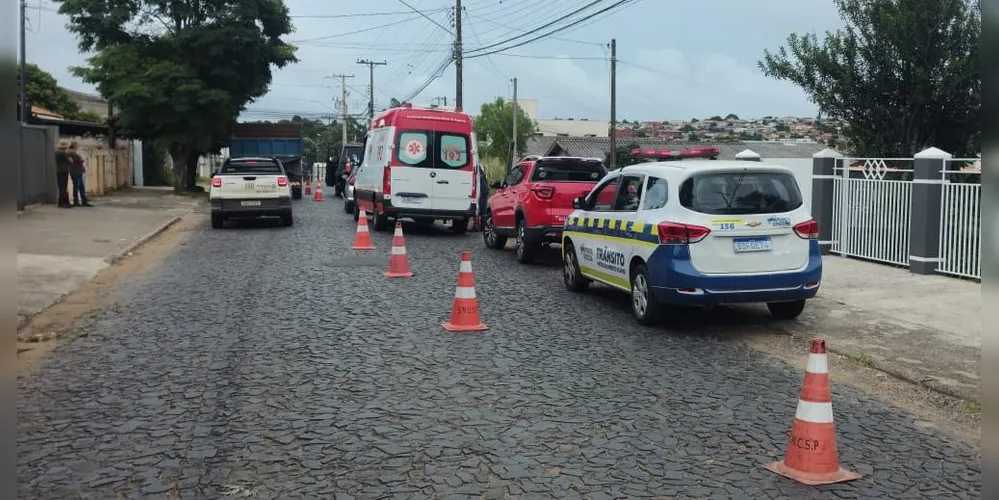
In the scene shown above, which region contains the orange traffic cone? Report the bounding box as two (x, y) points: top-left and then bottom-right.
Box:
(352, 209), (376, 250)
(442, 251), (487, 332)
(304, 179), (312, 196)
(766, 338), (861, 486)
(313, 183), (324, 202)
(384, 222), (414, 278)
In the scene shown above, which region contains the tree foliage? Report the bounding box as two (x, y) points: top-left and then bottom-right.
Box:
(16, 63), (82, 119)
(759, 0), (980, 157)
(57, 0), (297, 192)
(605, 142), (641, 169)
(473, 97), (537, 161)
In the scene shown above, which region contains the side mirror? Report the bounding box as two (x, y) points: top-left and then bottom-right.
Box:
(572, 196), (585, 210)
(489, 180), (503, 189)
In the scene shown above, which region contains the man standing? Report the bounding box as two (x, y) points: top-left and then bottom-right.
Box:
(68, 142), (92, 207)
(54, 142), (73, 208)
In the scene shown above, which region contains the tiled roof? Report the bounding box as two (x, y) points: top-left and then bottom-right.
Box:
(523, 136), (827, 160)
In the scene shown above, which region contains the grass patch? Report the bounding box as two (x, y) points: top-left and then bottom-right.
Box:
(847, 353), (876, 368)
(962, 400), (981, 413)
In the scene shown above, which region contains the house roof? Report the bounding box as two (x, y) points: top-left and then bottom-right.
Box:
(525, 136), (827, 160)
(31, 105), (64, 120)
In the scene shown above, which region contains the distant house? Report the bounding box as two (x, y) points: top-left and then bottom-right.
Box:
(62, 88), (113, 119)
(31, 105), (64, 121)
(523, 136), (828, 161)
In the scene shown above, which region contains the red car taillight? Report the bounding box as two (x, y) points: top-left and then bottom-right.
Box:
(793, 219), (819, 239)
(211, 177), (222, 188)
(277, 176), (288, 187)
(531, 186), (555, 200)
(382, 167), (392, 195)
(657, 222), (711, 244)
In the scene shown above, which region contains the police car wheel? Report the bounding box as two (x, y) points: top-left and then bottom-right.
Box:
(562, 241), (589, 292)
(767, 299), (806, 320)
(630, 263), (661, 325)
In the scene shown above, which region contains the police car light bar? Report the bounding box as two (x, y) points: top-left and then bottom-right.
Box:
(629, 146), (720, 161)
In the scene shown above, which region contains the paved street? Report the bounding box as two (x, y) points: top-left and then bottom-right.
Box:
(18, 199), (980, 499)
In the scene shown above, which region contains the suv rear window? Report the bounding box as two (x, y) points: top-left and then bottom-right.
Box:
(679, 171), (802, 215)
(530, 159), (607, 182)
(396, 130), (470, 169)
(222, 159), (282, 174)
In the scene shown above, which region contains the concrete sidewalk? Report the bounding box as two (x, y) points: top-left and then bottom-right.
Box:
(17, 187), (203, 330)
(770, 255), (981, 401)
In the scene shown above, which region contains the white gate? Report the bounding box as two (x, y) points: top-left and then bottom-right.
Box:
(831, 158), (914, 266)
(938, 160), (981, 279)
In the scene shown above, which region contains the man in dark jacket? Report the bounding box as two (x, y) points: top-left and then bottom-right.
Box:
(475, 164), (489, 231)
(54, 142), (72, 208)
(68, 142), (92, 207)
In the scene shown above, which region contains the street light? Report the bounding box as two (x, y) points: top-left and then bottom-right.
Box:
(303, 137), (320, 182)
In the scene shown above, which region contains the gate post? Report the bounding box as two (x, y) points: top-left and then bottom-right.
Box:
(909, 147), (950, 274)
(811, 148), (840, 255)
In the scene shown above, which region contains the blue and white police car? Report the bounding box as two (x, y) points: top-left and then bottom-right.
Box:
(560, 159), (821, 325)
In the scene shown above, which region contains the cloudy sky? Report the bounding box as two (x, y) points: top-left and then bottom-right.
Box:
(22, 0), (844, 122)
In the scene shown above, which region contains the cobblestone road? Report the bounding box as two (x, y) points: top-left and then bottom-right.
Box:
(18, 200), (981, 499)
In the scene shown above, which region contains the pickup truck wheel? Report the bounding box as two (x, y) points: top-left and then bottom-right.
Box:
(352, 203), (360, 222)
(291, 187), (302, 200)
(343, 198), (353, 214)
(211, 213), (224, 229)
(515, 219), (538, 264)
(372, 207), (389, 231)
(482, 213), (507, 249)
(451, 218), (469, 234)
(562, 240), (590, 293)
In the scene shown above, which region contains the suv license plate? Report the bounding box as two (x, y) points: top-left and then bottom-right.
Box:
(400, 196), (422, 204)
(241, 200), (261, 207)
(733, 237), (772, 253)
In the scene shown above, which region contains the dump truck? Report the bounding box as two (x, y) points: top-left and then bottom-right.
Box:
(228, 122), (306, 199)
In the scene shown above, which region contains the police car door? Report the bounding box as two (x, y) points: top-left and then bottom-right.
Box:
(604, 174), (646, 287)
(576, 173), (627, 289)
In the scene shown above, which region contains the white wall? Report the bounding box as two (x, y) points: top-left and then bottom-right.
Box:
(764, 157), (814, 209)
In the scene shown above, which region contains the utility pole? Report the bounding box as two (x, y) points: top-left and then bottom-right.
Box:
(454, 0), (463, 109)
(510, 77), (518, 173)
(356, 59), (386, 120)
(609, 38), (617, 170)
(19, 0), (28, 123)
(330, 73), (354, 145)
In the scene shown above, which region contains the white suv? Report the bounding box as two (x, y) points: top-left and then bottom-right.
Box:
(210, 157), (294, 229)
(561, 160), (821, 324)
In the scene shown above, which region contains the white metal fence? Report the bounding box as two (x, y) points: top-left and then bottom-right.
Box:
(938, 159), (981, 279)
(831, 158), (914, 266)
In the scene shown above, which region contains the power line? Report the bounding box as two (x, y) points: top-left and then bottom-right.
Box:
(290, 15), (425, 43)
(466, 0), (638, 59)
(403, 57), (453, 102)
(291, 9), (446, 19)
(463, 0), (608, 55)
(396, 0), (454, 34)
(462, 12), (602, 47)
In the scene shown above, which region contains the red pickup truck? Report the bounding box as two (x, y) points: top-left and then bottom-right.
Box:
(482, 156), (608, 263)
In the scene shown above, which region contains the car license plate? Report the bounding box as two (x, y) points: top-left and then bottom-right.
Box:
(241, 200), (261, 207)
(733, 237), (772, 253)
(400, 196), (423, 204)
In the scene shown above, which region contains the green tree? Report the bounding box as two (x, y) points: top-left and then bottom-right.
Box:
(16, 63), (82, 119)
(473, 97), (536, 162)
(725, 113), (739, 120)
(76, 109), (104, 123)
(759, 0), (979, 156)
(708, 115), (723, 121)
(605, 142), (641, 169)
(681, 124), (694, 132)
(58, 0), (298, 193)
